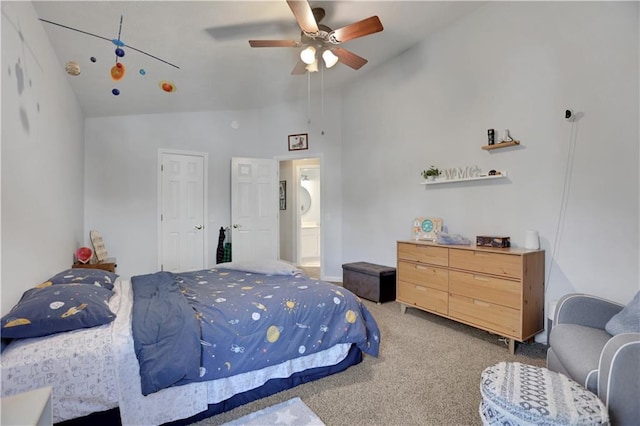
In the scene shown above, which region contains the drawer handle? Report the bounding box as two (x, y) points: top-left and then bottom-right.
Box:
(415, 265), (430, 271)
(473, 299), (490, 308)
(473, 274), (490, 281)
(414, 285), (427, 292)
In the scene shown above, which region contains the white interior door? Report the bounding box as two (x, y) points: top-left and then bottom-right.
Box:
(159, 151), (207, 272)
(231, 157), (278, 262)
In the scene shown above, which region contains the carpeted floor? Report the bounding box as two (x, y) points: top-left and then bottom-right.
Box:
(193, 294), (547, 426)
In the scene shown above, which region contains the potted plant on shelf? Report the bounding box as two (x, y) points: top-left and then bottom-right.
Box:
(421, 166), (440, 181)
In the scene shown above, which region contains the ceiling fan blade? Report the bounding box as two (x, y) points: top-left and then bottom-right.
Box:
(332, 47), (368, 70)
(287, 0), (319, 34)
(249, 40), (301, 47)
(330, 16), (383, 43)
(291, 60), (308, 75)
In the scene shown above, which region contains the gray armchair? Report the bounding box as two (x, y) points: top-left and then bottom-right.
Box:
(547, 293), (640, 425)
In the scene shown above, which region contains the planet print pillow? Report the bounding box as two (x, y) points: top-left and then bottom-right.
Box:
(43, 268), (118, 290)
(1, 284), (116, 339)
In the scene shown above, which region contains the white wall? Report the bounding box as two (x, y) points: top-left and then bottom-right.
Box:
(84, 92), (343, 280)
(341, 1), (639, 312)
(1, 2), (85, 315)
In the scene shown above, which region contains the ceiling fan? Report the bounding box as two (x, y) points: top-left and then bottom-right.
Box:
(249, 0), (383, 75)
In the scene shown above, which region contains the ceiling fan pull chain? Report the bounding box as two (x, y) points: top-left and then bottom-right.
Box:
(321, 62), (325, 122)
(307, 70), (311, 123)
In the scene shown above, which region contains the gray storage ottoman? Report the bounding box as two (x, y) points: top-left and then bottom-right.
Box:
(342, 262), (396, 303)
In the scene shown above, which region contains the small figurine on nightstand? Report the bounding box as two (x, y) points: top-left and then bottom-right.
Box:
(501, 129), (514, 143)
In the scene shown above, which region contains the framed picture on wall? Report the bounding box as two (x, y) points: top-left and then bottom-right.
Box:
(288, 133), (308, 151)
(279, 180), (286, 210)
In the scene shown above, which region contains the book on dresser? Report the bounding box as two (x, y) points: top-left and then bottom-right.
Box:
(396, 240), (545, 354)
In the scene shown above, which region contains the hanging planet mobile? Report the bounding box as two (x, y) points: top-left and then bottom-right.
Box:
(38, 15), (179, 96)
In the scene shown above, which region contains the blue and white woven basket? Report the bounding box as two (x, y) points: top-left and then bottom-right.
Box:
(479, 362), (609, 426)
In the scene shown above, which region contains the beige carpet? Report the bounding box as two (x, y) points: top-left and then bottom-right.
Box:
(193, 296), (547, 426)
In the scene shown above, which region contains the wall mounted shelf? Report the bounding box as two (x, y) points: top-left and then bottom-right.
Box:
(482, 141), (520, 150)
(421, 171), (507, 185)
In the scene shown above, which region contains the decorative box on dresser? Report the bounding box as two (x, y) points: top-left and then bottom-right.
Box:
(396, 241), (545, 354)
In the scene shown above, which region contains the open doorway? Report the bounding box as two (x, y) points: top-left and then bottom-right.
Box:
(298, 164), (320, 267)
(278, 157), (321, 278)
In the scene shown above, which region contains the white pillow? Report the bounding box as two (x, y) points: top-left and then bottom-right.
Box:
(217, 260), (302, 276)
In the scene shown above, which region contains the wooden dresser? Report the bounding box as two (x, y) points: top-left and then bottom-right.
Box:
(397, 240), (544, 353)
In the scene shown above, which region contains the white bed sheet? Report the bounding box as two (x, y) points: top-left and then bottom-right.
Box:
(2, 278), (351, 425)
(1, 281), (122, 422)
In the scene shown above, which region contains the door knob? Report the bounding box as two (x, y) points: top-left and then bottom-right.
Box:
(233, 224), (241, 229)
(195, 225), (203, 230)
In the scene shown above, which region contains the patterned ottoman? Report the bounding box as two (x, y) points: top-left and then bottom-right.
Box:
(479, 362), (608, 425)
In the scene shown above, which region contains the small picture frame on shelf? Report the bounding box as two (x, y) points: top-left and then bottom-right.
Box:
(288, 133), (308, 151)
(279, 180), (286, 210)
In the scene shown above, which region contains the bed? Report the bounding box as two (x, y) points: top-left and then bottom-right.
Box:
(1, 261), (380, 425)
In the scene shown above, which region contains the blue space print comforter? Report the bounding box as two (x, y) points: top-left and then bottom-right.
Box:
(131, 267), (380, 396)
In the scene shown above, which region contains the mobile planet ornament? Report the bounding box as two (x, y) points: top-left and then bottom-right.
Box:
(159, 80), (177, 93)
(110, 62), (126, 81)
(39, 15), (179, 96)
(64, 61), (80, 76)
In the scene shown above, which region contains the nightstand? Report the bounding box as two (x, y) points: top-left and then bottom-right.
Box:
(72, 257), (117, 273)
(1, 386), (53, 426)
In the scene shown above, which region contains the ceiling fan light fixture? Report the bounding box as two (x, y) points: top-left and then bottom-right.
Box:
(300, 46), (316, 65)
(305, 59), (319, 73)
(322, 49), (339, 68)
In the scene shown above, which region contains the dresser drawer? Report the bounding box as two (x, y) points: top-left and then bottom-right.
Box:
(449, 249), (521, 279)
(398, 260), (448, 292)
(449, 271), (521, 309)
(449, 293), (521, 338)
(397, 281), (448, 315)
(398, 243), (448, 267)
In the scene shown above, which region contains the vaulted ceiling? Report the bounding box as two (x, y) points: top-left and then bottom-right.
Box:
(32, 1), (485, 117)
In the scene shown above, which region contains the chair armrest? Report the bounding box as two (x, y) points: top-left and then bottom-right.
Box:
(554, 293), (624, 329)
(597, 333), (640, 425)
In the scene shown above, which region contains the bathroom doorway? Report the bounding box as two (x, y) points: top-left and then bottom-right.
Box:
(297, 163), (320, 267)
(278, 158), (321, 274)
